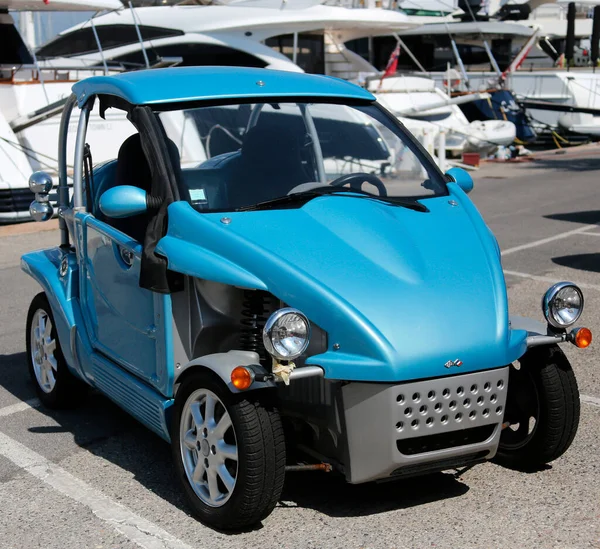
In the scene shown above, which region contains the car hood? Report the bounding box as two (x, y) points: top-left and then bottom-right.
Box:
(159, 185), (526, 382)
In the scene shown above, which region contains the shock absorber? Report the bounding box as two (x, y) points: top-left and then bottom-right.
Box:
(240, 290), (271, 364)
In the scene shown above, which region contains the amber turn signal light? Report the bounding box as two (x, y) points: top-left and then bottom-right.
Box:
(231, 366), (254, 390)
(573, 327), (592, 349)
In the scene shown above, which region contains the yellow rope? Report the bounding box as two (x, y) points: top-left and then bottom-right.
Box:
(552, 133), (562, 149)
(486, 96), (498, 120)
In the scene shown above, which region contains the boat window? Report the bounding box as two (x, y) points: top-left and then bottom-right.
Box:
(158, 101), (447, 213)
(0, 19), (33, 65)
(266, 33), (325, 74)
(108, 43), (267, 69)
(36, 24), (184, 59)
(404, 112), (452, 122)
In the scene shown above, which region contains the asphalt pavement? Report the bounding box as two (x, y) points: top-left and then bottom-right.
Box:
(0, 147), (599, 549)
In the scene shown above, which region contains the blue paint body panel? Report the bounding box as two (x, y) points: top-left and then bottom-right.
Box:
(72, 66), (375, 107)
(20, 222), (174, 442)
(77, 212), (174, 397)
(160, 186), (528, 383)
(21, 248), (83, 380)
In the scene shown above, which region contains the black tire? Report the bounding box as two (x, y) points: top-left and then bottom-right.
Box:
(172, 371), (285, 531)
(26, 292), (87, 409)
(495, 345), (580, 469)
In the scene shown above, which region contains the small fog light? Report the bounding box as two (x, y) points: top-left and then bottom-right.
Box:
(572, 327), (592, 349)
(231, 366), (254, 390)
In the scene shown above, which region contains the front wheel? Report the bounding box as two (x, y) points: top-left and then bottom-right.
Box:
(172, 371), (285, 531)
(495, 345), (580, 469)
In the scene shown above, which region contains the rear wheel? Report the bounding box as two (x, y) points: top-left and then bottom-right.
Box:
(26, 292), (87, 408)
(172, 371), (285, 530)
(495, 345), (580, 469)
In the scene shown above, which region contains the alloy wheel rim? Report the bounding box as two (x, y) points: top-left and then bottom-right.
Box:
(30, 309), (58, 394)
(180, 388), (238, 507)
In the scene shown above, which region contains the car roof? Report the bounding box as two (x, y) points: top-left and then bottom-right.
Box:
(71, 66), (375, 107)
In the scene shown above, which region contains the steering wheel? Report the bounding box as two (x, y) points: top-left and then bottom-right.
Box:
(329, 172), (387, 197)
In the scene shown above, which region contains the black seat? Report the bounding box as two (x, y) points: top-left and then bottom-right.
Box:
(228, 121), (313, 209)
(98, 133), (183, 242)
(95, 133), (152, 242)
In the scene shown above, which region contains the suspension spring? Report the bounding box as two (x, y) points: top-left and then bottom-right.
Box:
(240, 290), (271, 364)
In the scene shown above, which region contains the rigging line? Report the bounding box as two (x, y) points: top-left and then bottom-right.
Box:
(0, 139), (58, 172)
(127, 4), (161, 65)
(0, 136), (73, 170)
(565, 77), (600, 98)
(0, 135), (65, 164)
(0, 140), (29, 178)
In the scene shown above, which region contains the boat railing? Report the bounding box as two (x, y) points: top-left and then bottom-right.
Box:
(0, 65), (127, 85)
(323, 0), (398, 10)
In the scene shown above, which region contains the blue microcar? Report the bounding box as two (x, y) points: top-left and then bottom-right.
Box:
(22, 67), (590, 530)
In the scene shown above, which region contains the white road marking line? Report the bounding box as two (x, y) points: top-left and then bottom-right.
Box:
(0, 432), (193, 549)
(581, 394), (600, 408)
(501, 224), (597, 256)
(579, 232), (600, 237)
(0, 398), (40, 417)
(503, 270), (600, 291)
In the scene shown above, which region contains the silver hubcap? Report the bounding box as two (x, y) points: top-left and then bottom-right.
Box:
(180, 388), (238, 507)
(30, 309), (57, 394)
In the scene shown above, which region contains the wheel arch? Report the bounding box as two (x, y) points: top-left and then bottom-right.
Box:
(173, 351), (276, 397)
(21, 248), (84, 379)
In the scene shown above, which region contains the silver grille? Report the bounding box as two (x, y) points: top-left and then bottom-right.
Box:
(394, 367), (509, 439)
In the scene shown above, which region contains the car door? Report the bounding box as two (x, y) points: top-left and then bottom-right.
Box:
(78, 213), (171, 395)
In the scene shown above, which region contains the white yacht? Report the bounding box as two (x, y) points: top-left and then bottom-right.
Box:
(0, 0), (120, 220)
(5, 3), (427, 175)
(1, 1), (514, 219)
(384, 2), (600, 137)
(370, 75), (516, 155)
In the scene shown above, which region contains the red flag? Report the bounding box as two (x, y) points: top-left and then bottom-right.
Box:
(378, 43), (400, 90)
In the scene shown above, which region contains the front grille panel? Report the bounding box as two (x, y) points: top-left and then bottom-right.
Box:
(0, 188), (35, 213)
(394, 367), (509, 442)
(397, 424), (496, 455)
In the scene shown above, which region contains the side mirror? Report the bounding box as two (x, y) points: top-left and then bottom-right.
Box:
(28, 171), (54, 222)
(100, 185), (148, 218)
(445, 167), (474, 194)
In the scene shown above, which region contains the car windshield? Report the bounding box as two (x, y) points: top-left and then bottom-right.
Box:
(158, 101), (447, 212)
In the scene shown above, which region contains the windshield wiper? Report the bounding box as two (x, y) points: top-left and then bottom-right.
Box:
(235, 186), (429, 212)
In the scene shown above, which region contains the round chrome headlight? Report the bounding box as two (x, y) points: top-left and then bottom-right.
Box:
(263, 308), (310, 361)
(542, 282), (584, 329)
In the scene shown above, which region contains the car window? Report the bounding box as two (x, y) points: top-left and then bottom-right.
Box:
(159, 101), (447, 212)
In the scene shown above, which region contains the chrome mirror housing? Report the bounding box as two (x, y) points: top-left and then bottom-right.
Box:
(29, 171), (53, 195)
(29, 199), (54, 222)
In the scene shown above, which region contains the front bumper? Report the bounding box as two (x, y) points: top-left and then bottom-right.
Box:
(342, 367), (509, 483)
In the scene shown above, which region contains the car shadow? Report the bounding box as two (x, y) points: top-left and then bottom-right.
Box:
(0, 351), (190, 515)
(526, 157), (600, 172)
(552, 253), (600, 273)
(1, 351), (470, 528)
(280, 469), (469, 518)
(544, 210), (600, 225)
